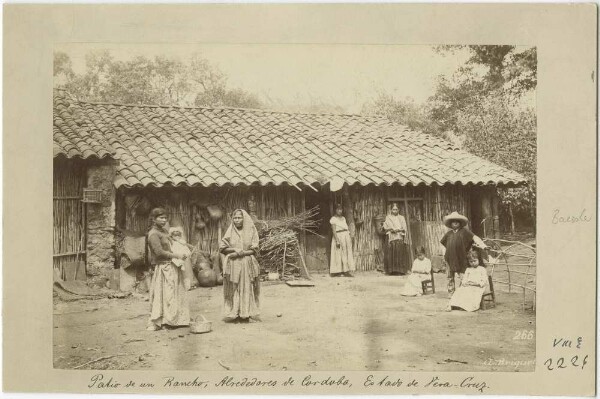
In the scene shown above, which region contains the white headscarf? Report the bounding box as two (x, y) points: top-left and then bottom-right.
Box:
(221, 209), (259, 251)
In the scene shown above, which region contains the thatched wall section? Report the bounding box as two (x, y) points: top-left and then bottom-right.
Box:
(118, 185), (304, 256)
(344, 184), (472, 271)
(116, 183), (478, 273)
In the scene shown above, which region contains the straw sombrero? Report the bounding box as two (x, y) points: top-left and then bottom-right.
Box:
(443, 211), (468, 228)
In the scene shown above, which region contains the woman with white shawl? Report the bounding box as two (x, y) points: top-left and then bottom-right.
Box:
(383, 203), (410, 274)
(219, 209), (261, 322)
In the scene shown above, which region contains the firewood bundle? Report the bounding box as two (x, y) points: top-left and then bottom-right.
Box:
(256, 206), (321, 279)
(255, 206), (320, 234)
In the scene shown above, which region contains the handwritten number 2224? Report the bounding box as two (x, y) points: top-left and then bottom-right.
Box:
(544, 355), (588, 371)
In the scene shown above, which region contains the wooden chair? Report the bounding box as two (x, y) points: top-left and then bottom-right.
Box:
(421, 268), (435, 294)
(480, 246), (499, 309)
(480, 275), (496, 309)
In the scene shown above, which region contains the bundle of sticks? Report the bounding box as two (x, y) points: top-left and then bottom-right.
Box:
(255, 206), (320, 235)
(256, 207), (321, 279)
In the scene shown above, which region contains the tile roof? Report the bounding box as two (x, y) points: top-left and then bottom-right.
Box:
(53, 93), (527, 189)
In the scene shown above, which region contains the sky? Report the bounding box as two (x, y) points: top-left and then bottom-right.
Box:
(57, 43), (473, 113)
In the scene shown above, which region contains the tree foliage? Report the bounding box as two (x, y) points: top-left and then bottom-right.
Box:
(457, 92), (536, 215)
(364, 45), (537, 229)
(361, 93), (436, 135)
(54, 51), (262, 108)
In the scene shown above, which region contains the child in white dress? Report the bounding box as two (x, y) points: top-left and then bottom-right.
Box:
(400, 247), (432, 296)
(447, 250), (488, 312)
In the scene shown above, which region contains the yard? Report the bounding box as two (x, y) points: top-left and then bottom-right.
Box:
(53, 271), (536, 372)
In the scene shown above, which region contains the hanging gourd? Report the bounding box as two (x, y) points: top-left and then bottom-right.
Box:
(206, 204), (223, 220)
(195, 213), (207, 230)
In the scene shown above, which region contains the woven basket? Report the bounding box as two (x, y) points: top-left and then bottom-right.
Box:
(190, 315), (212, 334)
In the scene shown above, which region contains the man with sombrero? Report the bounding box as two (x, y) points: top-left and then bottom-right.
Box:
(440, 211), (488, 295)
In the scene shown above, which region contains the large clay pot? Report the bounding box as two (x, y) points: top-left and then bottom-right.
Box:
(197, 268), (217, 287)
(198, 261), (212, 271)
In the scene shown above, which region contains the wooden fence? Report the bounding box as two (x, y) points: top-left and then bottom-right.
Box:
(483, 238), (537, 311)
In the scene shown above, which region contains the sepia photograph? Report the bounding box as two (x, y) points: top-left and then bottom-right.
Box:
(52, 43), (538, 372)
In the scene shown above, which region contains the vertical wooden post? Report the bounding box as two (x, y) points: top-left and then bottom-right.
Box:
(403, 198), (414, 265)
(286, 191), (293, 217)
(480, 187), (493, 239)
(491, 191), (501, 238)
(282, 240), (287, 279)
(342, 185), (356, 238)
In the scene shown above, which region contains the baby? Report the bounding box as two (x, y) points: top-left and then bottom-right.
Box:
(169, 227), (195, 289)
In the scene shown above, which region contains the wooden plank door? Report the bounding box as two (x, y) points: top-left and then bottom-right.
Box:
(53, 159), (87, 280)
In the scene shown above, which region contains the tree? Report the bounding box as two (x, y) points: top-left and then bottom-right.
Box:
(426, 67), (486, 138)
(504, 47), (537, 94)
(53, 51), (75, 84)
(435, 45), (535, 92)
(361, 93), (437, 135)
(428, 46), (536, 136)
(364, 46), (537, 232)
(430, 46), (537, 232)
(456, 91), (537, 230)
(54, 51), (262, 108)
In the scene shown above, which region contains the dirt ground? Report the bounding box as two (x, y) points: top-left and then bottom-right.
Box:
(54, 270), (535, 372)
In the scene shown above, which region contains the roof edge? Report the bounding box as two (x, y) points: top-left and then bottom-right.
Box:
(114, 179), (529, 190)
(54, 90), (396, 119)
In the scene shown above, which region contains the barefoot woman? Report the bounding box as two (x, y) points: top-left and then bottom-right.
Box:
(146, 208), (190, 331)
(220, 209), (261, 322)
(329, 204), (356, 277)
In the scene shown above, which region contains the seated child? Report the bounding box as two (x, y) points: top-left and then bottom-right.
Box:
(446, 250), (488, 312)
(169, 227), (197, 290)
(399, 246), (432, 297)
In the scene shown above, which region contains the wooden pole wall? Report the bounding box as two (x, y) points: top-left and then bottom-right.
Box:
(53, 158), (87, 279)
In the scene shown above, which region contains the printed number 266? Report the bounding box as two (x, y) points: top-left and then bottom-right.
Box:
(514, 330), (534, 340)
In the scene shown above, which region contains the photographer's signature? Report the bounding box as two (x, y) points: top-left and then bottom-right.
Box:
(552, 208), (592, 224)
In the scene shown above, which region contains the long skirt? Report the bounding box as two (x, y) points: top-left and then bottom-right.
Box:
(450, 285), (485, 312)
(149, 262), (190, 327)
(400, 273), (430, 296)
(384, 240), (410, 274)
(330, 231), (356, 274)
(223, 263), (260, 319)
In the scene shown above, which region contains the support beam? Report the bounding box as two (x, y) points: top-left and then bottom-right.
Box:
(480, 186), (494, 238)
(342, 185), (356, 238)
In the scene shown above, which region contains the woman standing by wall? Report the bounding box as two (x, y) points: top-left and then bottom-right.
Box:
(329, 204), (356, 277)
(146, 208), (190, 331)
(220, 209), (261, 322)
(383, 203), (410, 275)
